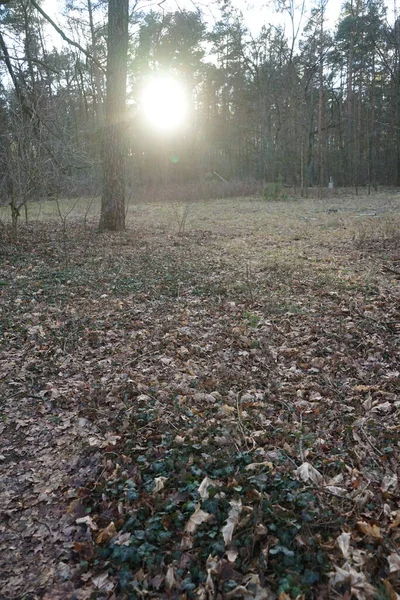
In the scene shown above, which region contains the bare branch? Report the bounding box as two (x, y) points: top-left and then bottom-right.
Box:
(28, 0), (106, 72)
(0, 53), (60, 74)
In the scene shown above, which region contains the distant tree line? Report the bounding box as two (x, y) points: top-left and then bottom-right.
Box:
(0, 0), (399, 215)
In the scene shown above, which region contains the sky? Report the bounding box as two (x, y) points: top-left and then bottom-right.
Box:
(42, 0), (396, 47)
(42, 0), (342, 33)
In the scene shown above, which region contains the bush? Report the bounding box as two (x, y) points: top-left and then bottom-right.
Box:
(263, 175), (288, 201)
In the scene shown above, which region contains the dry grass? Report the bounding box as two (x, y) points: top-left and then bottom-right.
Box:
(1, 188), (399, 268)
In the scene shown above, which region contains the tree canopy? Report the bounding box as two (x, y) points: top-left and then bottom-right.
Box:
(0, 0), (399, 224)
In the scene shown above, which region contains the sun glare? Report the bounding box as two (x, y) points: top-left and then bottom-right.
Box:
(141, 77), (188, 130)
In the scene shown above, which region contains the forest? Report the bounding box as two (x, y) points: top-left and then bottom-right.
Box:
(1, 0), (400, 215)
(0, 0), (399, 599)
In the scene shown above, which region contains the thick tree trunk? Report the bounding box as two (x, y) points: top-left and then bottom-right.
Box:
(99, 0), (129, 232)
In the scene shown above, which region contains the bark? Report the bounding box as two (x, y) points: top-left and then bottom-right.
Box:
(99, 0), (129, 232)
(317, 3), (324, 198)
(87, 0), (104, 124)
(347, 2), (355, 187)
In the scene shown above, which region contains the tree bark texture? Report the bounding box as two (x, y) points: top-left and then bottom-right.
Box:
(99, 0), (129, 232)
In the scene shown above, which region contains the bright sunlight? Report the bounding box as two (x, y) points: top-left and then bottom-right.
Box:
(141, 77), (188, 130)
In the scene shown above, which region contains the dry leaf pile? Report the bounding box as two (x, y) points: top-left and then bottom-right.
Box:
(0, 196), (399, 599)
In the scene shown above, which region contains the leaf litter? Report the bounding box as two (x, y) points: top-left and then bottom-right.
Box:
(0, 198), (399, 599)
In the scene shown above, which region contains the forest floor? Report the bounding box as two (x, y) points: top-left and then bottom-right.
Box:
(0, 191), (399, 600)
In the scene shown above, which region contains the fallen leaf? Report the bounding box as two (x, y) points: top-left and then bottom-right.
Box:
(382, 579), (400, 600)
(113, 532), (131, 546)
(101, 434), (120, 447)
(255, 523), (268, 536)
(225, 586), (249, 599)
(153, 476), (168, 493)
(245, 461), (273, 471)
(222, 499), (243, 545)
(357, 521), (382, 542)
(370, 401), (392, 414)
(354, 385), (374, 392)
(388, 553), (400, 573)
(336, 532), (351, 559)
(220, 404), (235, 415)
(198, 476), (218, 500)
(226, 548), (239, 562)
(327, 473), (344, 485)
(381, 473), (398, 493)
(96, 521), (116, 544)
(92, 572), (114, 591)
(88, 437), (102, 447)
(389, 512), (400, 529)
(184, 504), (211, 534)
(205, 555), (219, 596)
(165, 565), (176, 590)
(330, 565), (376, 599)
(324, 485), (347, 497)
(294, 462), (323, 485)
(76, 515), (98, 531)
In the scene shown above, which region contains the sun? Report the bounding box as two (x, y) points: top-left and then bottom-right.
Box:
(141, 77), (188, 130)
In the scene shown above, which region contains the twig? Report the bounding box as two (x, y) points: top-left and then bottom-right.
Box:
(29, 0), (106, 72)
(235, 393), (248, 443)
(382, 264), (400, 277)
(36, 519), (54, 536)
(245, 262), (254, 304)
(213, 171), (228, 184)
(122, 350), (153, 369)
(298, 413), (305, 462)
(359, 425), (384, 457)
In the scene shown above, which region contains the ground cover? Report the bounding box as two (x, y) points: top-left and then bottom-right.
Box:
(0, 192), (399, 599)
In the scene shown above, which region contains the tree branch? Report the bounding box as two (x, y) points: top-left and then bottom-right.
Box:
(0, 53), (60, 74)
(28, 0), (106, 72)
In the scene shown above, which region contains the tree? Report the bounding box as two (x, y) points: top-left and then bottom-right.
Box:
(99, 0), (129, 232)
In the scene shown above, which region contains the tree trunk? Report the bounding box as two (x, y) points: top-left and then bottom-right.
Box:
(87, 0), (104, 124)
(347, 1), (355, 187)
(317, 2), (325, 198)
(99, 0), (129, 232)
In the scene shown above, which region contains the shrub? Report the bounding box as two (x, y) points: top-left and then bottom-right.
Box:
(263, 175), (288, 201)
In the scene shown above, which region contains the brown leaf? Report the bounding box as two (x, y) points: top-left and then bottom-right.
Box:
(73, 541), (95, 561)
(354, 385), (374, 393)
(96, 521), (117, 544)
(356, 521), (382, 542)
(382, 579), (399, 600)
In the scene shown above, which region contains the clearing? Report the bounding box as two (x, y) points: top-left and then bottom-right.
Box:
(0, 191), (399, 600)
